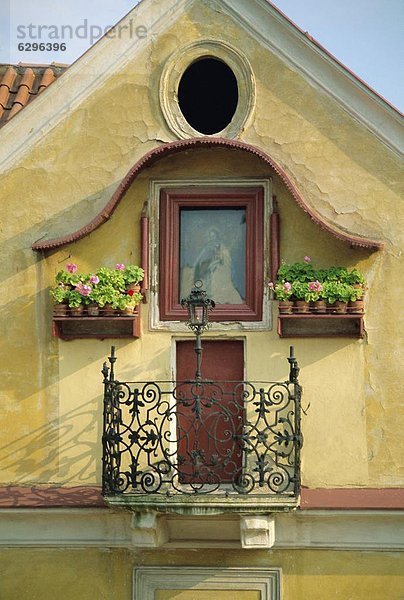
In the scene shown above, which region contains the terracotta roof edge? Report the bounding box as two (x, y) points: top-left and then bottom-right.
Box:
(32, 138), (384, 253)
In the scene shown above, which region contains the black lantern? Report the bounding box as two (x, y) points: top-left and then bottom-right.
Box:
(181, 280), (215, 380)
(181, 280), (215, 333)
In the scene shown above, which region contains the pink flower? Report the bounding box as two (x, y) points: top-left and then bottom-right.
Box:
(283, 282), (292, 291)
(268, 282), (274, 290)
(309, 280), (322, 292)
(75, 284), (92, 297)
(89, 275), (99, 285)
(66, 262), (78, 273)
(304, 256), (311, 263)
(115, 263), (125, 271)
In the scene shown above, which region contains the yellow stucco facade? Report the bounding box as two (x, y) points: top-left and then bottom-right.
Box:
(1, 548), (404, 600)
(0, 0), (403, 598)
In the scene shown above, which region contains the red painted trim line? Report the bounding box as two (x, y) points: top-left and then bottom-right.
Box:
(270, 195), (280, 283)
(140, 213), (149, 294)
(301, 487), (404, 510)
(0, 485), (104, 508)
(1, 485), (403, 509)
(32, 138), (384, 253)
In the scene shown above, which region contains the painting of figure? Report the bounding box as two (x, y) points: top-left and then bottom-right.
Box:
(180, 208), (246, 304)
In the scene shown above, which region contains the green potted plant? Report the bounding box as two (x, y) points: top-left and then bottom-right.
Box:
(67, 288), (87, 316)
(348, 286), (366, 314)
(123, 264), (145, 292)
(345, 269), (366, 313)
(50, 284), (70, 316)
(322, 281), (356, 313)
(269, 281), (293, 313)
(291, 281), (310, 313)
(84, 274), (101, 316)
(52, 263), (85, 316)
(90, 283), (121, 316)
(306, 280), (326, 313)
(277, 257), (316, 284)
(120, 289), (143, 315)
(51, 263), (81, 316)
(96, 266), (125, 290)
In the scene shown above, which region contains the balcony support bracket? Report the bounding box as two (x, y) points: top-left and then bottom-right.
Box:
(131, 511), (169, 548)
(240, 514), (275, 549)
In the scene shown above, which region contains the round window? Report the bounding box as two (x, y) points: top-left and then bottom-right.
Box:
(160, 40), (255, 139)
(178, 58), (238, 135)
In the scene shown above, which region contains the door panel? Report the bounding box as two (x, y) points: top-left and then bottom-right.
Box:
(176, 340), (244, 483)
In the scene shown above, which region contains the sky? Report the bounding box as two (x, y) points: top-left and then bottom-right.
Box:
(0, 0), (402, 112)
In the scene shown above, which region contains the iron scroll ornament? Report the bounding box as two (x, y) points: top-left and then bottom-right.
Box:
(102, 347), (302, 498)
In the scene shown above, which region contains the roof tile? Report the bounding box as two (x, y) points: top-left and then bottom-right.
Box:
(8, 67), (35, 119)
(0, 64), (67, 127)
(0, 67), (17, 119)
(38, 67), (56, 92)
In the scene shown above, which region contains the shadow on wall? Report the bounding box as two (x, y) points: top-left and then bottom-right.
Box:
(0, 300), (169, 491)
(0, 182), (119, 287)
(0, 397), (101, 488)
(0, 484), (103, 507)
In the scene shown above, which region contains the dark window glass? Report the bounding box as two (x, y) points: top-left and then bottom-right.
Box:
(178, 58), (238, 134)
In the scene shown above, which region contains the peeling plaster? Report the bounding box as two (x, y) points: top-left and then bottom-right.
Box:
(0, 3), (402, 489)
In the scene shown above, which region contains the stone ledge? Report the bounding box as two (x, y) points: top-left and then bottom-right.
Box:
(103, 493), (298, 516)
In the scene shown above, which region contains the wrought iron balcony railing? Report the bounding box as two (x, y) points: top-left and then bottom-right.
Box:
(102, 347), (302, 508)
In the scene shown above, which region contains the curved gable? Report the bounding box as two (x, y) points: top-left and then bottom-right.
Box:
(32, 137), (384, 252)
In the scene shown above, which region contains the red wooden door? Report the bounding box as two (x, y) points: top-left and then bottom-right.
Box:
(176, 340), (244, 483)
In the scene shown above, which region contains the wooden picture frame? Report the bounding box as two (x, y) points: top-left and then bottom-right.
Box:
(159, 186), (264, 321)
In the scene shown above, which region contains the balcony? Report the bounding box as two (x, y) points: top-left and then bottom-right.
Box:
(101, 347), (302, 516)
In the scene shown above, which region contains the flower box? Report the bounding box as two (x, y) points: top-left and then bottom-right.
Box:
(270, 258), (366, 338)
(50, 262), (144, 340)
(277, 313), (364, 338)
(52, 311), (141, 341)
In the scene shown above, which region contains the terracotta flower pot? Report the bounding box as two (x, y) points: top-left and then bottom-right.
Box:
(334, 301), (348, 314)
(53, 303), (68, 317)
(127, 283), (141, 293)
(122, 306), (135, 316)
(87, 303), (100, 317)
(348, 299), (365, 314)
(278, 300), (293, 314)
(69, 306), (84, 317)
(102, 304), (116, 317)
(326, 302), (336, 313)
(294, 300), (310, 314)
(313, 300), (327, 313)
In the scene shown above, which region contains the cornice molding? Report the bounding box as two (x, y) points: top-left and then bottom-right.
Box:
(1, 506), (403, 551)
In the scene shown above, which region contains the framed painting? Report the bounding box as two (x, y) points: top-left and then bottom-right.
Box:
(159, 186), (264, 321)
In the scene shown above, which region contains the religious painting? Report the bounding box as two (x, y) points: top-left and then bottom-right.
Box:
(180, 208), (246, 303)
(159, 186), (264, 322)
